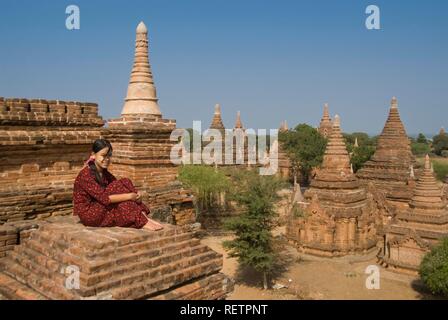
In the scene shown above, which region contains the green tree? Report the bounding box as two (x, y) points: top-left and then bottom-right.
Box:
(342, 132), (376, 172)
(279, 124), (327, 184)
(417, 133), (428, 144)
(223, 169), (286, 290)
(351, 145), (375, 172)
(411, 142), (431, 157)
(344, 132), (376, 152)
(433, 134), (448, 156)
(419, 238), (448, 297)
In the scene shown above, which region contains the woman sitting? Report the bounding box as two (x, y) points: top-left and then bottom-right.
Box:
(73, 139), (164, 231)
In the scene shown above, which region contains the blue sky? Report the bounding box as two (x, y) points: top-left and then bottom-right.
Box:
(0, 0), (447, 136)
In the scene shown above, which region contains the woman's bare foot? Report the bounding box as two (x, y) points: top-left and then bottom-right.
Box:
(143, 218), (164, 231)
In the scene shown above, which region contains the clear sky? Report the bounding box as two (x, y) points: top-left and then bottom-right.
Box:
(0, 0), (447, 136)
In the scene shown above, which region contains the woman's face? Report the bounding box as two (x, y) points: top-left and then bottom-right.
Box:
(92, 147), (112, 169)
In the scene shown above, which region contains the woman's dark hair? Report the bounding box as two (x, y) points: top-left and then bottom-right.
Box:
(89, 139), (113, 188)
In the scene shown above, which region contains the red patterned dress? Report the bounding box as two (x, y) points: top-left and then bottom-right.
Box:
(73, 166), (149, 229)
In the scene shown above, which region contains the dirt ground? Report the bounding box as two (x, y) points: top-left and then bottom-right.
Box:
(200, 227), (442, 300)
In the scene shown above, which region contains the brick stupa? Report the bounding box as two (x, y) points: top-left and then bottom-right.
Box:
(379, 155), (448, 274)
(357, 97), (415, 211)
(106, 22), (195, 225)
(277, 120), (292, 180)
(318, 103), (332, 138)
(286, 116), (380, 257)
(209, 104), (225, 130)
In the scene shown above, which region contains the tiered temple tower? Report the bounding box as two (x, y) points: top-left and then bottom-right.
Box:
(379, 155), (448, 274)
(106, 22), (195, 225)
(318, 103), (332, 138)
(286, 116), (379, 257)
(278, 120), (292, 180)
(357, 97), (415, 211)
(209, 104), (225, 130)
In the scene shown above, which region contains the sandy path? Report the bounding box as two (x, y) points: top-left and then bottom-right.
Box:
(200, 227), (440, 300)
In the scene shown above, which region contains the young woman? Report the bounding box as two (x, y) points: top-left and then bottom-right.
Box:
(73, 139), (164, 231)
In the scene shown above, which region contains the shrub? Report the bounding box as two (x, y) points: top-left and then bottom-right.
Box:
(419, 238), (448, 297)
(178, 165), (230, 213)
(432, 161), (448, 181)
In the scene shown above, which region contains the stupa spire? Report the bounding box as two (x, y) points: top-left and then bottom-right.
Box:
(409, 155), (446, 212)
(234, 111), (244, 129)
(279, 120), (288, 132)
(357, 96), (414, 204)
(320, 114), (352, 174)
(209, 104), (225, 130)
(323, 103), (330, 119)
(122, 21), (161, 116)
(318, 103), (333, 138)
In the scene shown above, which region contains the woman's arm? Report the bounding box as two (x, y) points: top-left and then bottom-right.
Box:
(108, 193), (138, 204)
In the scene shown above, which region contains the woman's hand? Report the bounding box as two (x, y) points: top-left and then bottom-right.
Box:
(128, 193), (139, 201)
(135, 192), (143, 203)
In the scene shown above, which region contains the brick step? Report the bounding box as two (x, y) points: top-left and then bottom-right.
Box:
(90, 231), (197, 260)
(90, 249), (221, 298)
(27, 228), (196, 260)
(1, 250), (69, 290)
(109, 256), (224, 299)
(0, 255), (77, 300)
(151, 273), (232, 300)
(80, 243), (211, 288)
(87, 238), (202, 273)
(13, 236), (203, 279)
(2, 241), (219, 299)
(0, 272), (48, 300)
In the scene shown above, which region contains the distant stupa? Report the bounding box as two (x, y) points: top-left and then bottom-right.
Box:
(318, 103), (332, 138)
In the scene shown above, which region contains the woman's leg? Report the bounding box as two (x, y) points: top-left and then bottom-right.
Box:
(105, 178), (135, 195)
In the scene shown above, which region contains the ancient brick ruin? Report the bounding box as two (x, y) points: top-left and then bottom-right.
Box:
(286, 115), (383, 257)
(0, 98), (104, 225)
(379, 155), (448, 274)
(0, 21), (233, 300)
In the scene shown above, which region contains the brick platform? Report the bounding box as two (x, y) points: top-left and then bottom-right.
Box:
(0, 217), (233, 300)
